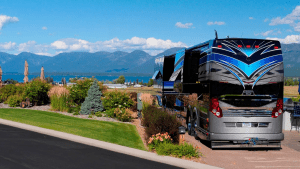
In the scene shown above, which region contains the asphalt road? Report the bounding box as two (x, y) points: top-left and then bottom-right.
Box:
(0, 124), (183, 169)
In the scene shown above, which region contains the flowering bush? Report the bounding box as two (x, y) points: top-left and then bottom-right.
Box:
(102, 90), (134, 110)
(114, 108), (132, 122)
(142, 105), (181, 143)
(148, 132), (173, 150)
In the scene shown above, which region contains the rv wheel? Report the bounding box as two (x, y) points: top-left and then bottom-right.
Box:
(188, 115), (195, 136)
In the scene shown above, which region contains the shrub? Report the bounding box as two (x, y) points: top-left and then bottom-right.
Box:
(50, 94), (70, 112)
(95, 111), (104, 117)
(155, 142), (199, 158)
(142, 105), (181, 143)
(24, 79), (51, 105)
(0, 84), (25, 102)
(141, 93), (153, 105)
(114, 108), (132, 122)
(292, 96), (300, 102)
(148, 132), (173, 150)
(68, 78), (107, 105)
(103, 109), (115, 118)
(48, 86), (70, 98)
(129, 92), (137, 111)
(73, 112), (80, 115)
(102, 89), (134, 110)
(80, 80), (104, 115)
(6, 94), (23, 107)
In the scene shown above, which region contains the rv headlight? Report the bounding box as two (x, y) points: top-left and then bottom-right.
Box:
(216, 112), (220, 116)
(275, 112), (279, 117)
(212, 109), (217, 113)
(278, 109), (282, 113)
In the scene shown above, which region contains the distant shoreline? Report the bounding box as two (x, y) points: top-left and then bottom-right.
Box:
(2, 72), (153, 77)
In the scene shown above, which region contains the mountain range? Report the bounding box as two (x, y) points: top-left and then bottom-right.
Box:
(0, 44), (299, 77)
(0, 47), (183, 75)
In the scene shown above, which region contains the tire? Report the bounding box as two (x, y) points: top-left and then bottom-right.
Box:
(192, 107), (200, 139)
(187, 115), (194, 136)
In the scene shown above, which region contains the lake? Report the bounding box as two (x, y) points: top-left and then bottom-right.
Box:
(1, 75), (153, 83)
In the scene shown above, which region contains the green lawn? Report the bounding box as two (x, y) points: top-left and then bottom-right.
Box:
(0, 109), (146, 151)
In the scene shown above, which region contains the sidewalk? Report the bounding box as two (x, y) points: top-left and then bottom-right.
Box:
(0, 118), (221, 169)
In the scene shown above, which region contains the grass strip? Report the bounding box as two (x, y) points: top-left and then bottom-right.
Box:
(0, 108), (146, 151)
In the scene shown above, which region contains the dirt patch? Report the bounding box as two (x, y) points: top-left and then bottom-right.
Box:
(284, 86), (299, 97)
(131, 119), (148, 150)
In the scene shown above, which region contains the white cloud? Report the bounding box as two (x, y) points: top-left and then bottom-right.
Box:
(0, 42), (17, 51)
(18, 41), (51, 55)
(42, 26), (47, 30)
(266, 34), (300, 44)
(254, 29), (282, 36)
(264, 18), (269, 22)
(262, 30), (274, 36)
(249, 17), (254, 20)
(0, 15), (19, 30)
(175, 22), (193, 28)
(269, 6), (300, 32)
(207, 21), (225, 25)
(1, 37), (187, 56)
(35, 52), (52, 56)
(51, 40), (68, 49)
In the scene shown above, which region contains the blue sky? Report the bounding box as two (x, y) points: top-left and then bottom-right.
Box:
(0, 0), (300, 56)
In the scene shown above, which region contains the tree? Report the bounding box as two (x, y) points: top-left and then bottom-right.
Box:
(148, 79), (154, 87)
(4, 79), (18, 84)
(45, 77), (53, 83)
(116, 75), (125, 84)
(285, 78), (294, 86)
(80, 80), (104, 115)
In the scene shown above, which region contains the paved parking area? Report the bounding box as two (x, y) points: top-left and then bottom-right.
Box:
(185, 131), (300, 169)
(0, 124), (184, 169)
(0, 119), (220, 169)
(282, 131), (300, 152)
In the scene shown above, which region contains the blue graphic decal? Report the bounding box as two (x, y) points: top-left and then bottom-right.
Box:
(220, 64), (245, 88)
(163, 81), (174, 89)
(175, 49), (185, 65)
(199, 55), (208, 65)
(261, 44), (275, 55)
(174, 60), (184, 71)
(212, 54), (282, 78)
(252, 64), (280, 89)
(243, 48), (256, 57)
(221, 43), (235, 54)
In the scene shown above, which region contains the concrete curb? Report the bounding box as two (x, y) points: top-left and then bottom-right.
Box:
(0, 118), (222, 169)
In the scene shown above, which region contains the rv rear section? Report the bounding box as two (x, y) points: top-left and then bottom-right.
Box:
(153, 38), (284, 148)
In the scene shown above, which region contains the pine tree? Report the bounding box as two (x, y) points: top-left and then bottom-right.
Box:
(80, 80), (104, 115)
